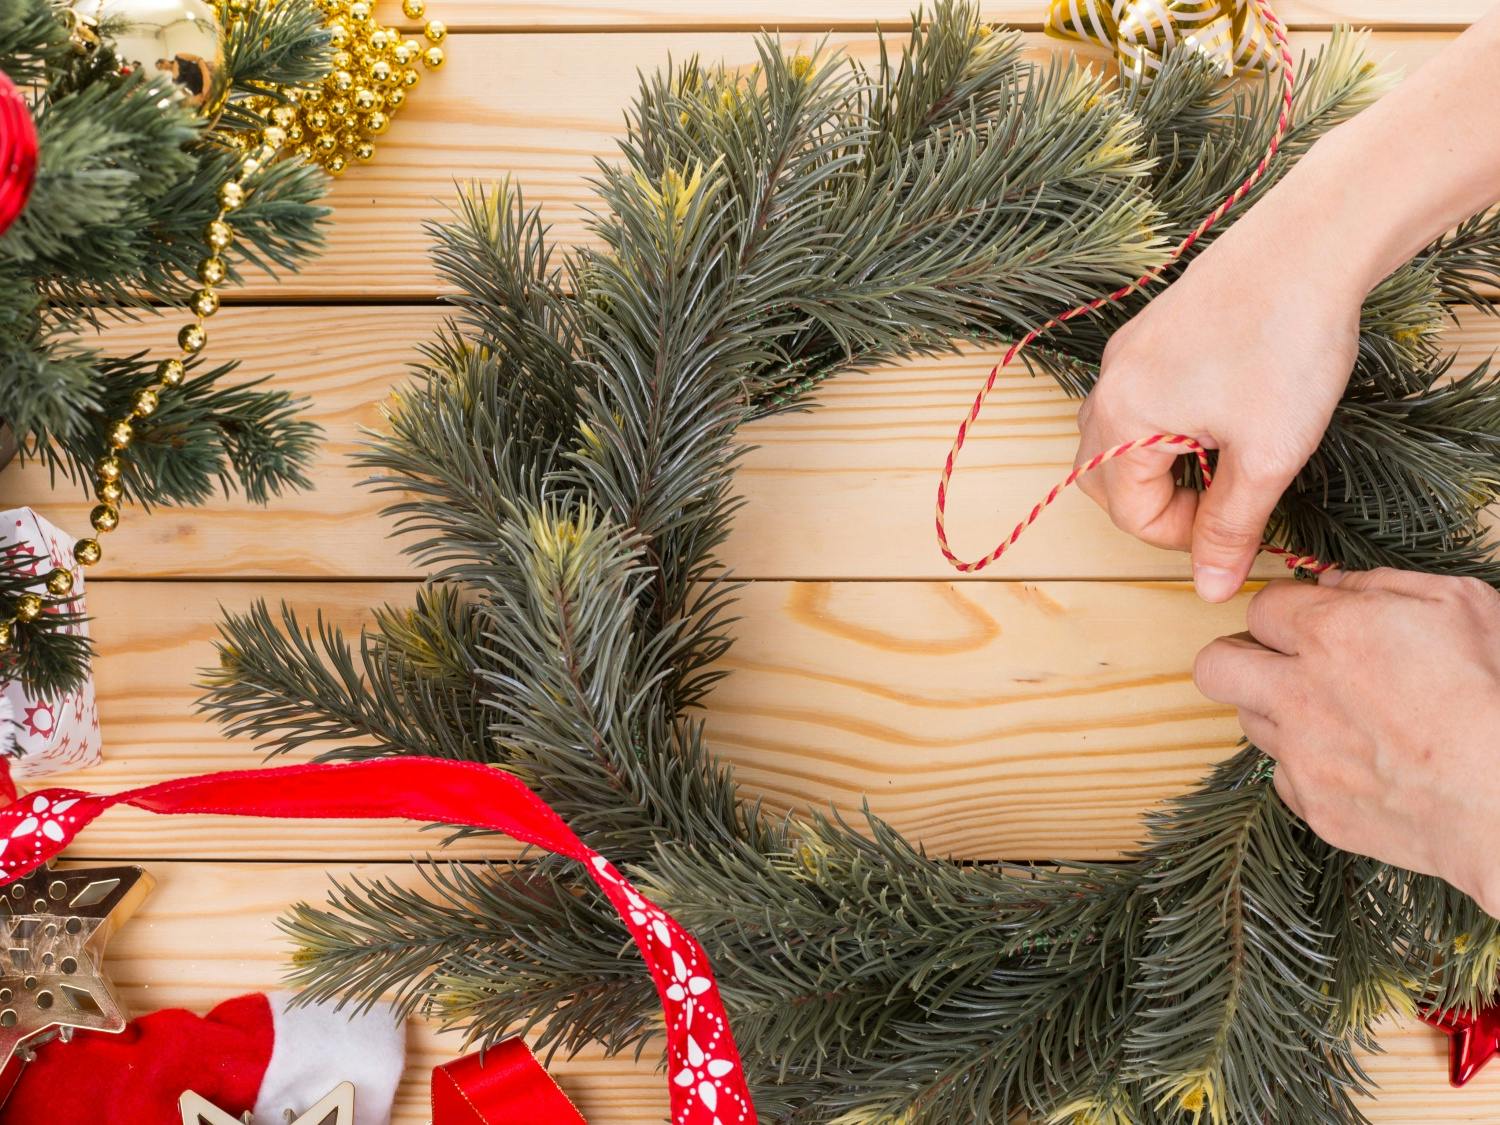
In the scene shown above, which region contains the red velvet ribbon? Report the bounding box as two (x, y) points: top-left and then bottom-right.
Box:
(434, 1039), (587, 1124)
(0, 758), (755, 1125)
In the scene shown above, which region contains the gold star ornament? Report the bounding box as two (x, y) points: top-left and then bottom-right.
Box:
(0, 862), (152, 1067)
(180, 1081), (355, 1125)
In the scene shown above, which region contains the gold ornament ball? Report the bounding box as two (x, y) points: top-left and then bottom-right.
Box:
(328, 21), (349, 48)
(354, 140), (375, 162)
(239, 153), (263, 177)
(347, 1), (370, 23)
(402, 0), (425, 18)
(391, 44), (413, 66)
(270, 104), (298, 129)
(223, 0), (250, 16)
(366, 110), (390, 135)
(402, 38), (419, 54)
(262, 124), (287, 150)
(14, 594), (44, 623)
(97, 455), (124, 483)
(308, 108), (330, 131)
(217, 180), (245, 210)
(331, 49), (353, 71)
(384, 86), (406, 110)
(368, 29), (391, 52)
(74, 538), (103, 567)
(302, 86), (324, 105)
(286, 122), (305, 144)
(90, 504), (121, 534)
(332, 69), (355, 92)
(85, 0), (226, 115)
(424, 19), (446, 42)
(328, 96), (350, 118)
(96, 479), (124, 505)
(205, 219), (234, 251)
(45, 568), (75, 597)
(0, 621), (11, 649)
(131, 387), (160, 416)
(108, 419), (134, 450)
(156, 357), (186, 386)
(353, 86), (377, 111)
(398, 67), (418, 88)
(191, 288), (219, 317)
(422, 46), (444, 69)
(292, 143), (313, 161)
(315, 131), (338, 154)
(327, 153), (348, 175)
(369, 59), (393, 84)
(179, 323), (207, 353)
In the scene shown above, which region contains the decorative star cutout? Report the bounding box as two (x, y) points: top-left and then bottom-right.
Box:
(180, 1081), (355, 1125)
(1423, 998), (1500, 1086)
(0, 862), (152, 1069)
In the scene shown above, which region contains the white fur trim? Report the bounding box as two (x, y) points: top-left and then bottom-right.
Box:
(251, 992), (405, 1125)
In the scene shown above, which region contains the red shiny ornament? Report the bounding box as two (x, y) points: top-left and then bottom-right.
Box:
(1422, 997), (1500, 1086)
(0, 69), (37, 236)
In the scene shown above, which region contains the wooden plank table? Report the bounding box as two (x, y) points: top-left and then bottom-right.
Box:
(5, 3), (1497, 1120)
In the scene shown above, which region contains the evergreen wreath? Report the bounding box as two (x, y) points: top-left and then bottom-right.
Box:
(203, 5), (1500, 1122)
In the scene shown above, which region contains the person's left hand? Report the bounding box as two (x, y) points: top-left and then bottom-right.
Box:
(1193, 567), (1500, 914)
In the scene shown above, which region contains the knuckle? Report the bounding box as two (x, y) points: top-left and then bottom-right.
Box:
(1446, 575), (1496, 609)
(1195, 506), (1258, 550)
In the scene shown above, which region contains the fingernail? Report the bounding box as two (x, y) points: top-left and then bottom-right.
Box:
(1193, 564), (1239, 602)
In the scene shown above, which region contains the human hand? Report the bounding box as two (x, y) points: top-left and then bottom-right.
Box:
(1076, 218), (1362, 603)
(1193, 568), (1500, 914)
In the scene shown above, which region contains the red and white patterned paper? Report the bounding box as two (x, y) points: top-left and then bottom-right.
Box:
(0, 508), (101, 778)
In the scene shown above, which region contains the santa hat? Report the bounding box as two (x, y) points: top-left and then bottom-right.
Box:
(0, 991), (404, 1125)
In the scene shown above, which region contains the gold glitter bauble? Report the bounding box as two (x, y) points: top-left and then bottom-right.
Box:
(45, 568), (75, 597)
(78, 0), (226, 115)
(74, 539), (103, 566)
(179, 323), (207, 353)
(132, 388), (160, 416)
(198, 256), (226, 285)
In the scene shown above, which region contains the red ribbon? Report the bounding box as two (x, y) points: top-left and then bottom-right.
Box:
(0, 70), (37, 237)
(0, 758), (755, 1125)
(435, 1039), (587, 1124)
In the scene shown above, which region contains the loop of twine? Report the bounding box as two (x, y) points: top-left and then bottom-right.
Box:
(935, 0), (1326, 577)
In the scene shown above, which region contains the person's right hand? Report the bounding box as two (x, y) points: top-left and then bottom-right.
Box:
(1075, 218), (1363, 602)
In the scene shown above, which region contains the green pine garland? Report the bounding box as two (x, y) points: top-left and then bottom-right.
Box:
(204, 6), (1500, 1122)
(1, 0), (331, 697)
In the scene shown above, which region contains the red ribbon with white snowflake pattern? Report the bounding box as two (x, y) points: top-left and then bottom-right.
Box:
(0, 758), (755, 1125)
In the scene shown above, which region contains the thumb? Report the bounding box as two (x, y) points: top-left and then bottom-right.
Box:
(1191, 451), (1284, 603)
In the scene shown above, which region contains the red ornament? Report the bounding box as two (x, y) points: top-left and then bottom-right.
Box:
(1422, 998), (1500, 1086)
(0, 68), (37, 236)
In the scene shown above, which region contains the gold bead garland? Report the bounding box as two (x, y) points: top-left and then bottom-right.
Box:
(0, 124), (287, 650)
(237, 0), (447, 176)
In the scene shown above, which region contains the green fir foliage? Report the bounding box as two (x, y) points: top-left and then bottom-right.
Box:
(201, 6), (1500, 1122)
(0, 0), (330, 697)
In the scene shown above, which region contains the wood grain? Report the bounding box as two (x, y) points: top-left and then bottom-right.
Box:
(59, 578), (1249, 861)
(85, 858), (1500, 1123)
(396, 1), (1486, 32)
(225, 30), (1456, 299)
(6, 305), (1497, 581)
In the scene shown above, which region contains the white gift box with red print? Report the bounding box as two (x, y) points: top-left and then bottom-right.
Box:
(0, 507), (101, 778)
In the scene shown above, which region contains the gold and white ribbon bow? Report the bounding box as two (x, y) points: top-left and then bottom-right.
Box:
(1045, 0), (1282, 83)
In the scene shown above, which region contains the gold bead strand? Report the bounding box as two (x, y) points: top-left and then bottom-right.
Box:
(270, 0), (446, 174)
(0, 126), (287, 651)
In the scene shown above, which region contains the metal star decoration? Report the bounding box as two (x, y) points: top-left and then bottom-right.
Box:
(180, 1081), (356, 1125)
(1422, 998), (1500, 1087)
(0, 861), (152, 1068)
